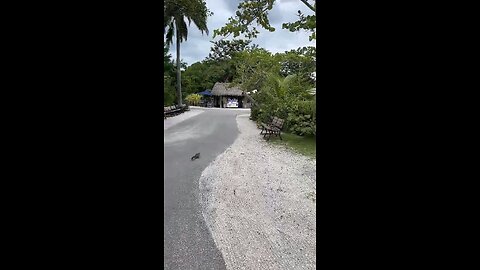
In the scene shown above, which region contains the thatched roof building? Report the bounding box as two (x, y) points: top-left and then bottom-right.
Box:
(211, 83), (244, 97)
(209, 82), (252, 108)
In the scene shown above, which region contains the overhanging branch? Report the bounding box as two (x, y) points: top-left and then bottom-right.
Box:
(299, 0), (315, 12)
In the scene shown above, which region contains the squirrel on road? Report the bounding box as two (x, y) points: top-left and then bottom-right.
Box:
(191, 153), (200, 161)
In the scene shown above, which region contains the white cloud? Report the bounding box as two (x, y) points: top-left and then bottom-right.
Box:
(167, 0), (316, 66)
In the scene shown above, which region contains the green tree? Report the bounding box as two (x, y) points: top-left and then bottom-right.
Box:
(164, 0), (211, 105)
(213, 0), (316, 41)
(206, 39), (253, 61)
(182, 62), (210, 95)
(231, 48), (280, 92)
(275, 47), (316, 82)
(182, 59), (234, 95)
(183, 40), (255, 95)
(205, 39), (256, 83)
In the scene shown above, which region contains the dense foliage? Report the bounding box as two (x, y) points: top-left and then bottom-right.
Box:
(250, 74), (316, 136)
(185, 93), (202, 106)
(182, 60), (234, 95)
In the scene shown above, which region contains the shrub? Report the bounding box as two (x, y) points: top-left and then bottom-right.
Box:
(185, 93), (202, 106)
(250, 73), (316, 136)
(287, 113), (316, 136)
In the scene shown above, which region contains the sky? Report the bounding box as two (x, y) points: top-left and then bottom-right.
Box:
(166, 0), (315, 66)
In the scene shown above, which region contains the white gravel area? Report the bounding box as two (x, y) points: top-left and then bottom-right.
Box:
(199, 114), (316, 270)
(164, 109), (204, 130)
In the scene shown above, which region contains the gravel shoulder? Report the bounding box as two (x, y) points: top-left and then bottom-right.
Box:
(199, 114), (316, 270)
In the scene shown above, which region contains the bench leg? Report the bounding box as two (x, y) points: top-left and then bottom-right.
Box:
(263, 131), (268, 139)
(278, 132), (282, 140)
(266, 130), (272, 141)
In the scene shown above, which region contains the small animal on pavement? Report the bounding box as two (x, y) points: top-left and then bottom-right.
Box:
(191, 153), (200, 161)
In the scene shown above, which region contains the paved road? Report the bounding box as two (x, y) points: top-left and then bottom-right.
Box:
(164, 108), (250, 270)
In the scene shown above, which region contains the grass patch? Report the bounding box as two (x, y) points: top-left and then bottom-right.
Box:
(268, 132), (316, 158)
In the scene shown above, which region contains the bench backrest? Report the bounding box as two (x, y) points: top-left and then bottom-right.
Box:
(271, 117), (285, 129)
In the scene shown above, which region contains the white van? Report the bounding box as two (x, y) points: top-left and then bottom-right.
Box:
(227, 98), (238, 108)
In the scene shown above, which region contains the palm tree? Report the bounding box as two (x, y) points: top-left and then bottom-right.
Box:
(164, 0), (210, 105)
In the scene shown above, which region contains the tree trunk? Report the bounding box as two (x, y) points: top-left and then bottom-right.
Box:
(176, 28), (182, 105)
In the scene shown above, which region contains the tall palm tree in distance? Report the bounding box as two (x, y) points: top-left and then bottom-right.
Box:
(164, 0), (210, 105)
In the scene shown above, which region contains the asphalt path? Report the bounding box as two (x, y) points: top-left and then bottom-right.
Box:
(164, 108), (250, 269)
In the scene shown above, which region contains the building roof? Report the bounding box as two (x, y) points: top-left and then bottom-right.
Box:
(211, 83), (244, 97)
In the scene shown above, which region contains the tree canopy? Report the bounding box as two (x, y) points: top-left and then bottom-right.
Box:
(206, 39), (254, 61)
(164, 0), (211, 45)
(213, 0), (316, 41)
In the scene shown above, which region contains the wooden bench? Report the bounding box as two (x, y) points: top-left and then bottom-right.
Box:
(260, 117), (285, 141)
(164, 107), (174, 118)
(164, 106), (179, 118)
(164, 104), (188, 119)
(260, 116), (274, 134)
(260, 116), (280, 134)
(170, 105), (182, 115)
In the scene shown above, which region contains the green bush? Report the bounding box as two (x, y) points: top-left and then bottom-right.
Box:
(185, 93), (202, 106)
(250, 73), (316, 136)
(287, 112), (316, 136)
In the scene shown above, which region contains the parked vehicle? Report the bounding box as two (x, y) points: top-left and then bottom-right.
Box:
(227, 98), (238, 108)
